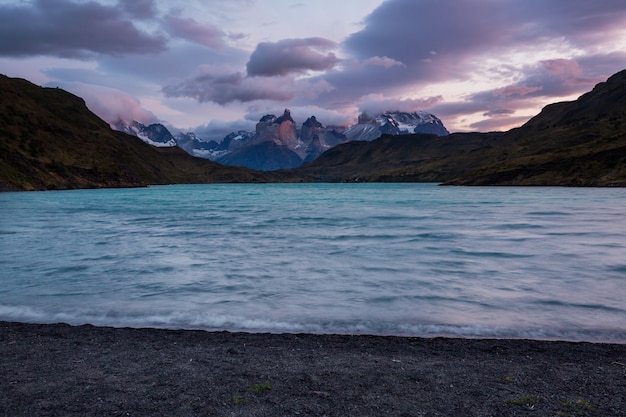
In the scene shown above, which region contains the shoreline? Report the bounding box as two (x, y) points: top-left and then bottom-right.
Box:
(2, 321), (625, 416)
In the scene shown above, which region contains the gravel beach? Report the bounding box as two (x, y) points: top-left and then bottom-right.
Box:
(1, 321), (625, 416)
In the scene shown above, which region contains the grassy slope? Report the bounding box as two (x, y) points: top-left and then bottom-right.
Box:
(0, 75), (300, 191)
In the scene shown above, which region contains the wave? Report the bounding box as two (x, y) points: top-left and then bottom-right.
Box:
(2, 304), (624, 344)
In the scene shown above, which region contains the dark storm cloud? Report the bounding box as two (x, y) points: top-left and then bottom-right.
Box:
(0, 0), (166, 58)
(246, 38), (339, 76)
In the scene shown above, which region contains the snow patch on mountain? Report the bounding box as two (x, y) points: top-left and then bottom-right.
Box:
(113, 120), (177, 147)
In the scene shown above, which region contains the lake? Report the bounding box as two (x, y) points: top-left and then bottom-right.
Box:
(1, 183), (625, 342)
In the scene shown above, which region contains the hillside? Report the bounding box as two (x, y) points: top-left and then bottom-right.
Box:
(0, 75), (299, 191)
(298, 69), (626, 186)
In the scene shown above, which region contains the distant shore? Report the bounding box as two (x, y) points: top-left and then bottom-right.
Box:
(1, 321), (625, 416)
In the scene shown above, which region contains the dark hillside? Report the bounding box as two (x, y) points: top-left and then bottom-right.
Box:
(298, 132), (502, 182)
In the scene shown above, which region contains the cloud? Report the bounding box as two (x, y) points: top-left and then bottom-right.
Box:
(483, 109), (514, 117)
(295, 79), (335, 99)
(246, 38), (339, 76)
(492, 85), (544, 98)
(358, 95), (444, 115)
(10, 0), (626, 133)
(344, 0), (626, 70)
(191, 119), (257, 141)
(492, 55), (625, 102)
(48, 82), (159, 126)
(361, 56), (405, 68)
(424, 53), (626, 132)
(163, 15), (226, 49)
(319, 0), (626, 100)
(308, 0), (626, 131)
(120, 0), (158, 20)
(0, 0), (166, 59)
(469, 115), (532, 132)
(162, 66), (296, 104)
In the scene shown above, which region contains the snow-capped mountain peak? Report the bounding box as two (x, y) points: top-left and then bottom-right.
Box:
(113, 120), (177, 147)
(343, 111), (449, 141)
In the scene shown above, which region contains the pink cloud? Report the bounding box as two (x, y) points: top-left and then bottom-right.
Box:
(51, 82), (159, 125)
(492, 84), (544, 97)
(541, 59), (583, 77)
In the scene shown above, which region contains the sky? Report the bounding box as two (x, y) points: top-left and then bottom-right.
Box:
(2, 0), (626, 140)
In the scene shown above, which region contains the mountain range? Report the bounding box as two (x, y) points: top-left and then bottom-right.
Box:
(299, 69), (626, 186)
(1, 68), (625, 190)
(0, 75), (302, 191)
(115, 109), (449, 171)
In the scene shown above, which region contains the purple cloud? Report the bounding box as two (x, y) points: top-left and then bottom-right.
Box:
(163, 16), (227, 50)
(162, 69), (296, 105)
(311, 0), (626, 131)
(246, 38), (339, 76)
(161, 37), (342, 106)
(120, 0), (158, 20)
(0, 0), (166, 58)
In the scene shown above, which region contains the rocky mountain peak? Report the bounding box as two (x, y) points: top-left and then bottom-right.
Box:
(303, 115), (323, 128)
(112, 120), (177, 147)
(254, 108), (298, 150)
(275, 108), (295, 124)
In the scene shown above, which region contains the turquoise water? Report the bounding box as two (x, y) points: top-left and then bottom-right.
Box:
(1, 183), (625, 342)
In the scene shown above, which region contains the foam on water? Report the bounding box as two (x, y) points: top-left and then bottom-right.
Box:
(1, 184), (625, 343)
